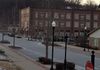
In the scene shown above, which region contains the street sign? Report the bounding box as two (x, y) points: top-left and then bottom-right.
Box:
(85, 61), (93, 70)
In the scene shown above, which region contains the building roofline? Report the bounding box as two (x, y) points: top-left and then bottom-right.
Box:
(88, 27), (100, 35)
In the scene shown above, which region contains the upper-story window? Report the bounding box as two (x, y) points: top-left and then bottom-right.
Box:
(66, 13), (71, 19)
(39, 21), (43, 27)
(40, 12), (44, 18)
(54, 12), (59, 19)
(45, 21), (48, 26)
(35, 12), (38, 18)
(94, 15), (98, 20)
(86, 14), (90, 20)
(45, 12), (49, 18)
(79, 15), (86, 28)
(74, 21), (79, 27)
(79, 14), (85, 20)
(94, 22), (98, 28)
(35, 20), (38, 26)
(60, 14), (65, 19)
(74, 14), (79, 20)
(86, 22), (90, 28)
(66, 21), (70, 27)
(80, 23), (84, 28)
(60, 22), (65, 27)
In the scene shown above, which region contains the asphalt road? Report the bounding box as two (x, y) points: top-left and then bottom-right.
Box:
(1, 34), (100, 70)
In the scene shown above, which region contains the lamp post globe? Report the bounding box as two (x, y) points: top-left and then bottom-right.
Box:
(52, 21), (56, 27)
(85, 26), (87, 30)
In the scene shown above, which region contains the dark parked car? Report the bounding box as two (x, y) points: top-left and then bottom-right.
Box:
(7, 33), (15, 37)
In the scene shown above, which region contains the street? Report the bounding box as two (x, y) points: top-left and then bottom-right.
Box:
(1, 34), (100, 70)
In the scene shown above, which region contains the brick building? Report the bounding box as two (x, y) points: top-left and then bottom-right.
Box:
(20, 7), (100, 41)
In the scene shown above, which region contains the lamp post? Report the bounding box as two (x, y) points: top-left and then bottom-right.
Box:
(50, 21), (56, 70)
(64, 34), (68, 70)
(83, 26), (87, 51)
(91, 51), (95, 70)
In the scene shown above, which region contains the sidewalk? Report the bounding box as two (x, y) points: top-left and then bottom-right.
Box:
(0, 44), (48, 70)
(55, 42), (100, 58)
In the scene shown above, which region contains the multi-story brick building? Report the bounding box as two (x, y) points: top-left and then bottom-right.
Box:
(20, 6), (100, 41)
(19, 0), (100, 43)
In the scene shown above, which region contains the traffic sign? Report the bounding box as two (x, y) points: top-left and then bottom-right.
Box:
(85, 61), (93, 70)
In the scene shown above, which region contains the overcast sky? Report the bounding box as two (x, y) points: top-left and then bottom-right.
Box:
(65, 0), (100, 5)
(82, 0), (100, 5)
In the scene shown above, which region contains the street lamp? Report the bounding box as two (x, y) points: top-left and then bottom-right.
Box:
(50, 21), (56, 70)
(83, 26), (87, 51)
(64, 33), (68, 70)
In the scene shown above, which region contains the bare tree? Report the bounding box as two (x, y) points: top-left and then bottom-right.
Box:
(75, 0), (81, 4)
(65, 0), (81, 4)
(65, 0), (82, 9)
(86, 0), (96, 5)
(84, 0), (98, 9)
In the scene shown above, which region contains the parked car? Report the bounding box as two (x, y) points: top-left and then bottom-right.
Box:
(15, 35), (22, 38)
(7, 33), (14, 37)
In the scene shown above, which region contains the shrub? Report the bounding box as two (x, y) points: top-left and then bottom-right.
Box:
(16, 66), (22, 70)
(38, 57), (51, 64)
(0, 49), (5, 54)
(0, 40), (10, 44)
(56, 62), (75, 70)
(56, 63), (64, 70)
(67, 62), (75, 70)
